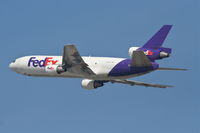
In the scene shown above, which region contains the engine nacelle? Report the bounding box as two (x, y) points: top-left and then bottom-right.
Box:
(45, 65), (66, 74)
(128, 47), (140, 56)
(81, 79), (104, 90)
(128, 47), (170, 60)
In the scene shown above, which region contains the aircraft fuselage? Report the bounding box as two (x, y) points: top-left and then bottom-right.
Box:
(9, 56), (158, 80)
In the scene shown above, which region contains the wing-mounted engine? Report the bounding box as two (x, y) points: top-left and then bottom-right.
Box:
(128, 47), (171, 60)
(81, 79), (104, 90)
(45, 65), (66, 74)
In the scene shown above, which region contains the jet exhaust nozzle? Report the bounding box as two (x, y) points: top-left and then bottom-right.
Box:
(160, 51), (170, 58)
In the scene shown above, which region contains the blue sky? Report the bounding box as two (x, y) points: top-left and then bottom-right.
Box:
(0, 0), (199, 133)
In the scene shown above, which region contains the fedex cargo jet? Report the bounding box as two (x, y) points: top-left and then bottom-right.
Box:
(9, 25), (186, 89)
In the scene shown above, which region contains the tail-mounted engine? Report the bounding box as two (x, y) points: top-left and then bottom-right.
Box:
(128, 47), (171, 60)
(81, 79), (104, 90)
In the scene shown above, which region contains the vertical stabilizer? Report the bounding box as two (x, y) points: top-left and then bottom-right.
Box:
(142, 25), (172, 49)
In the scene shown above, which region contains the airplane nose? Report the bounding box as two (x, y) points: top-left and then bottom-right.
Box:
(9, 62), (18, 72)
(9, 59), (26, 74)
(9, 62), (15, 70)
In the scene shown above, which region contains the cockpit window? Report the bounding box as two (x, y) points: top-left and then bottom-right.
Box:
(12, 60), (16, 63)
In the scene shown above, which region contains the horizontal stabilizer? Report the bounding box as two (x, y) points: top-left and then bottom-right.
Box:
(157, 67), (188, 71)
(111, 79), (173, 88)
(143, 25), (172, 49)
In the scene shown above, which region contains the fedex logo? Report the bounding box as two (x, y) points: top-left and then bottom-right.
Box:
(28, 57), (58, 67)
(144, 50), (154, 56)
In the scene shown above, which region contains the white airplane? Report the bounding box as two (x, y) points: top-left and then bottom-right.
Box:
(9, 25), (186, 89)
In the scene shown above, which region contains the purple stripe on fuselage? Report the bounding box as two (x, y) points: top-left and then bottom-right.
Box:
(108, 59), (159, 76)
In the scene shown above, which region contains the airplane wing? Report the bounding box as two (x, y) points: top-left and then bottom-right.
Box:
(62, 45), (96, 75)
(130, 51), (152, 67)
(110, 79), (173, 88)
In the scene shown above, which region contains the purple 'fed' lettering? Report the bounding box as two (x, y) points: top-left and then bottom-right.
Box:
(28, 57), (58, 67)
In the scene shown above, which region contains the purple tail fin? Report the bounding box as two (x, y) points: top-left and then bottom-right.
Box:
(142, 25), (172, 49)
